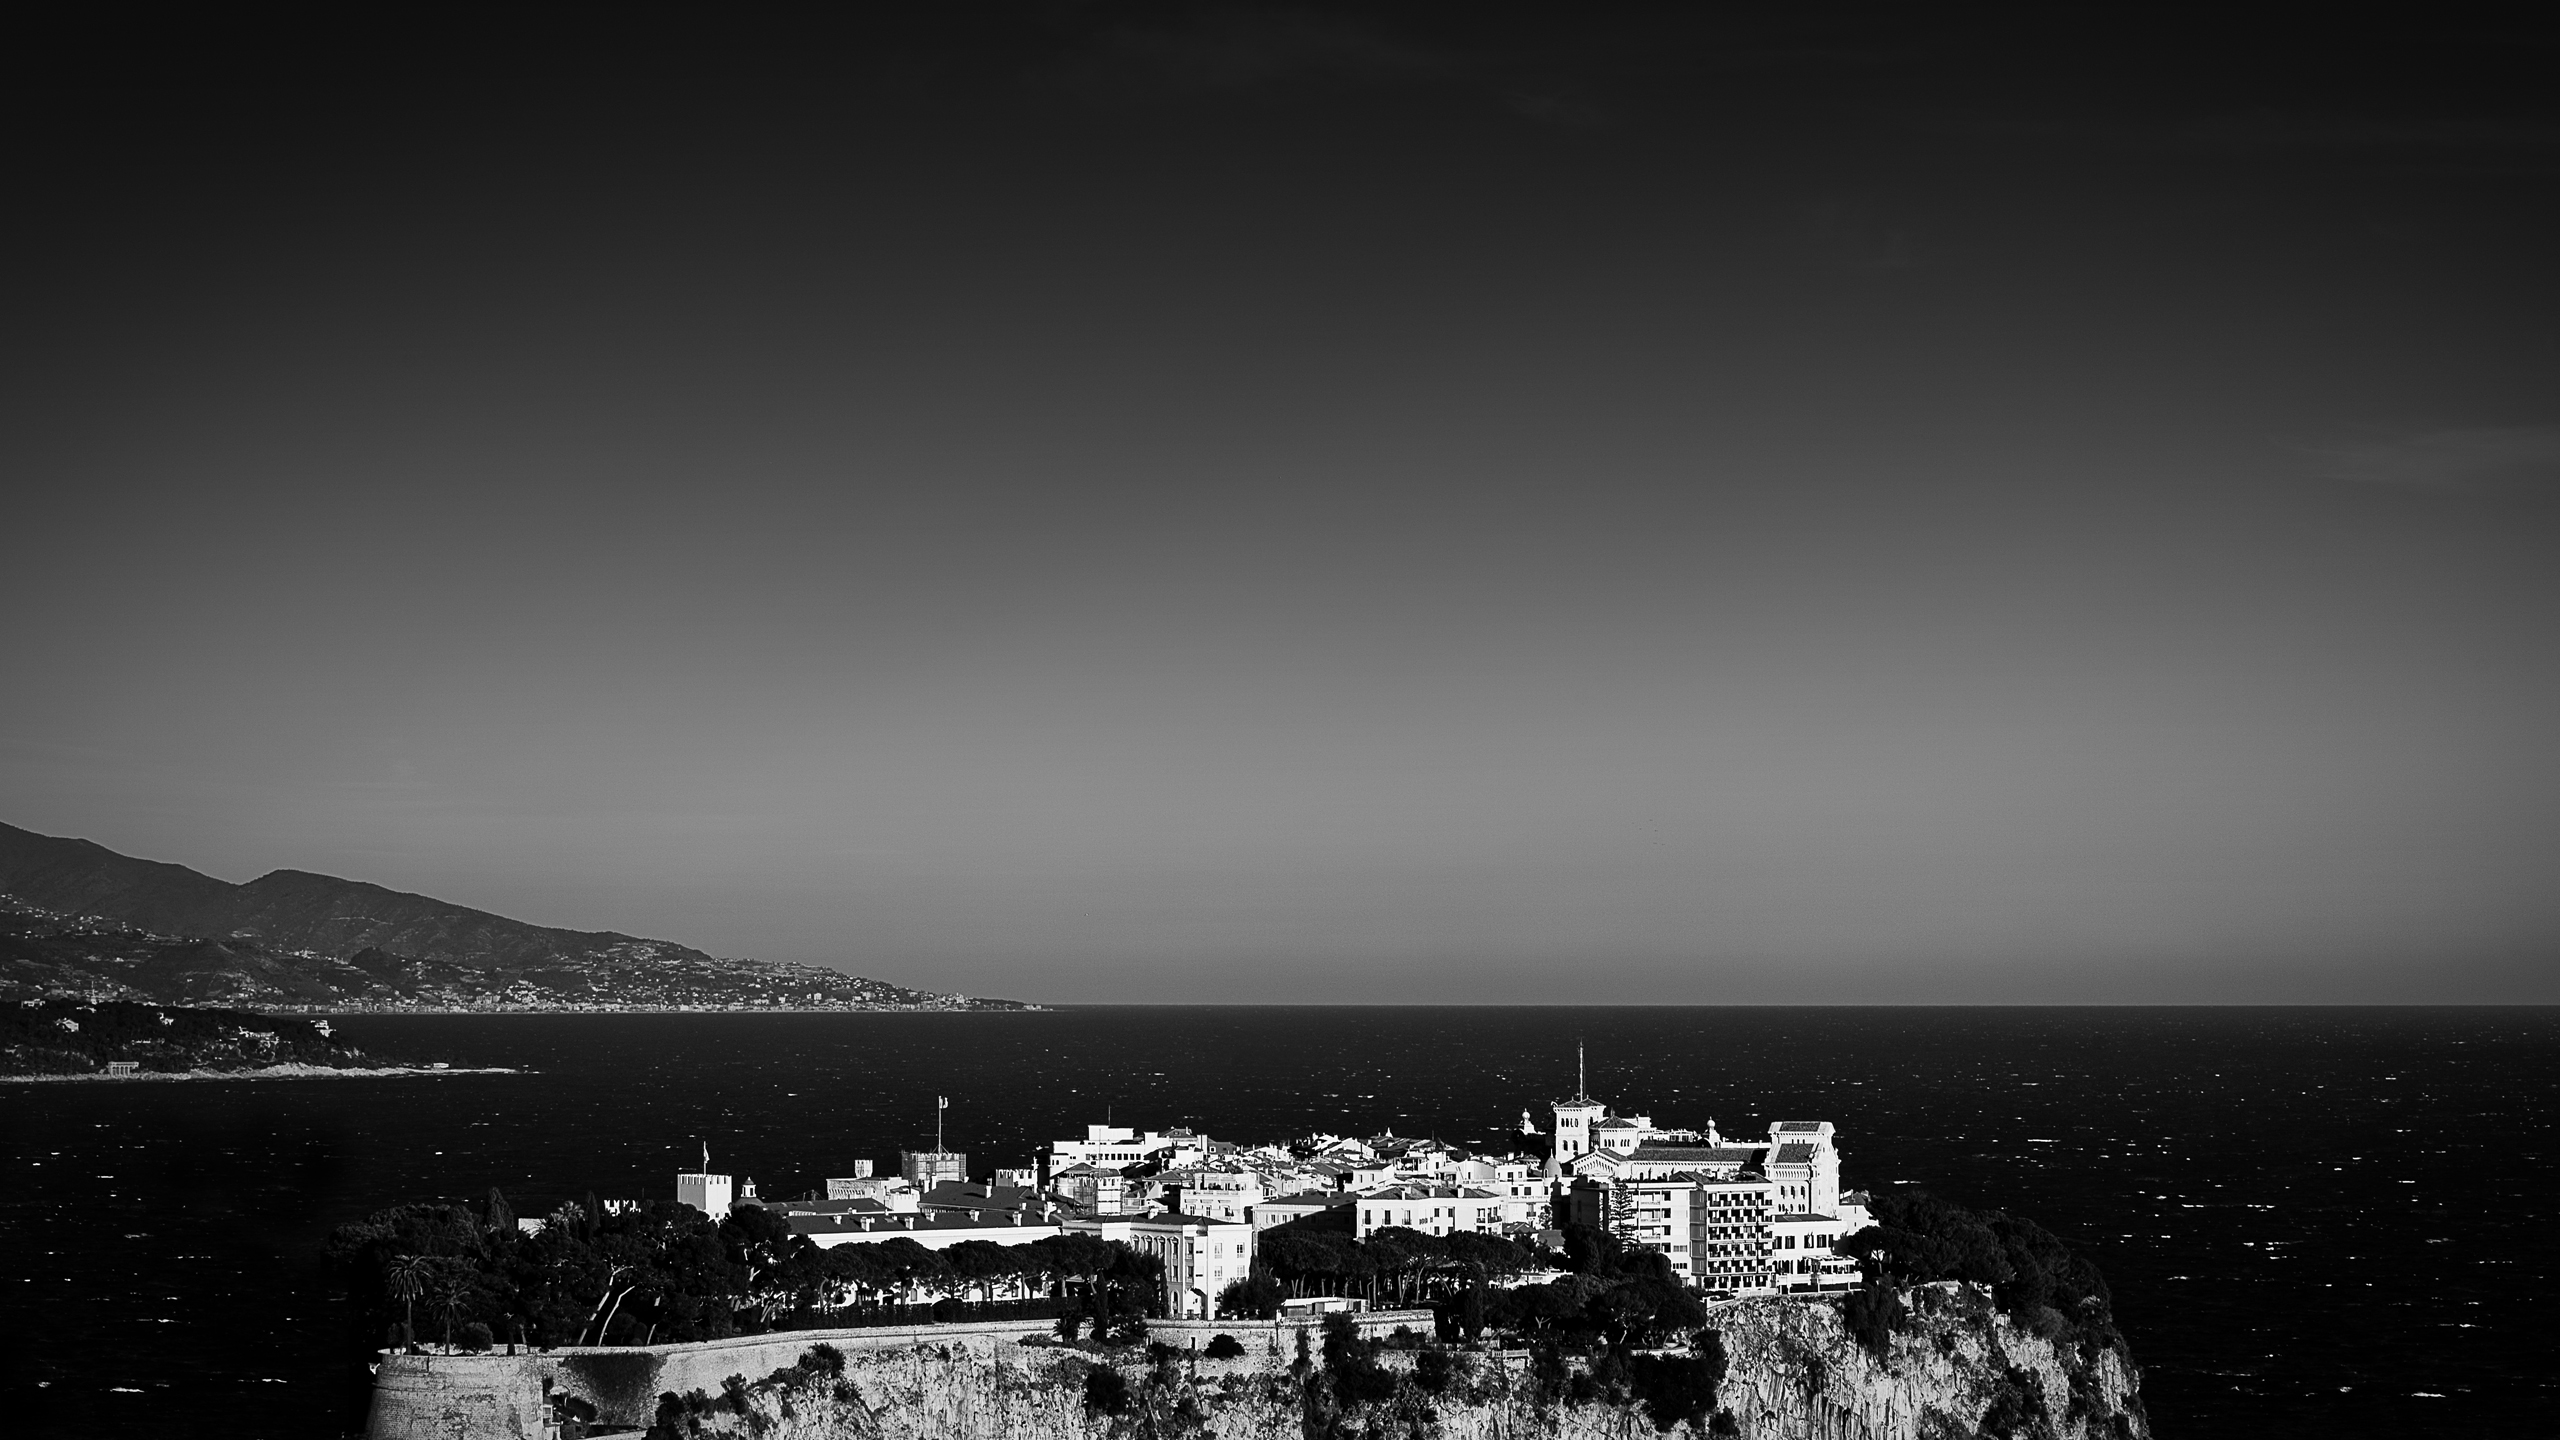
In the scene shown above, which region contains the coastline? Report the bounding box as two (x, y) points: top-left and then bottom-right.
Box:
(1, 1062), (521, 1084)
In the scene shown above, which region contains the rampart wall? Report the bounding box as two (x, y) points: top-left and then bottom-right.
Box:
(364, 1311), (1438, 1440)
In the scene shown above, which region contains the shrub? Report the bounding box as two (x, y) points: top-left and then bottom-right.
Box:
(1414, 1346), (1454, 1395)
(456, 1321), (493, 1353)
(1082, 1365), (1131, 1415)
(1203, 1333), (1246, 1361)
(1841, 1287), (1905, 1359)
(929, 1296), (963, 1323)
(1626, 1347), (1725, 1433)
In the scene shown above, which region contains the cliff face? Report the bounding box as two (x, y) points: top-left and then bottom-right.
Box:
(498, 1287), (2146, 1440)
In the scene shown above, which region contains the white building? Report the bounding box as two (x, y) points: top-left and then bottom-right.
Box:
(825, 1172), (921, 1210)
(1693, 1173), (1777, 1295)
(900, 1149), (968, 1188)
(1163, 1168), (1263, 1224)
(677, 1167), (734, 1223)
(1251, 1191), (1352, 1232)
(1046, 1125), (1206, 1176)
(1352, 1184), (1505, 1239)
(1049, 1162), (1132, 1215)
(1452, 1157), (1549, 1228)
(1764, 1121), (1841, 1217)
(1070, 1213), (1255, 1319)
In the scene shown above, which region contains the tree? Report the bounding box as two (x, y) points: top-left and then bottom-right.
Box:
(384, 1254), (432, 1346)
(946, 1240), (1015, 1309)
(1605, 1185), (1642, 1249)
(1218, 1270), (1284, 1321)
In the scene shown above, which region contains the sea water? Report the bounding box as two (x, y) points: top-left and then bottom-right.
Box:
(3, 1006), (2551, 1438)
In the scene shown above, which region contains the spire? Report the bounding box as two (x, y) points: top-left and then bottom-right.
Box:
(1577, 1039), (1588, 1103)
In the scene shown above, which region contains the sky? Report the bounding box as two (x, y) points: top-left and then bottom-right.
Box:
(4, 9), (2557, 1003)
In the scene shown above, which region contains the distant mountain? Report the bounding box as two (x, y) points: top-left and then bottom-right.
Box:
(0, 821), (1031, 1012)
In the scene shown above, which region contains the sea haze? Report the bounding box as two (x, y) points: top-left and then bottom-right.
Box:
(4, 1006), (2549, 1439)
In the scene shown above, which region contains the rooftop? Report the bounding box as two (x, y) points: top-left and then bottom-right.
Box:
(1628, 1144), (1760, 1164)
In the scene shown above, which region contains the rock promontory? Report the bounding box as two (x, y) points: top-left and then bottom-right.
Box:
(366, 1287), (2146, 1440)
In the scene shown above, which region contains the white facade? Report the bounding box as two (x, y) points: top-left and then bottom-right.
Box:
(824, 1175), (920, 1210)
(1353, 1184), (1505, 1239)
(1692, 1175), (1777, 1295)
(1551, 1098), (1605, 1166)
(1073, 1214), (1255, 1319)
(1165, 1169), (1264, 1224)
(1765, 1122), (1841, 1218)
(1771, 1213), (1858, 1294)
(1046, 1125), (1207, 1175)
(676, 1170), (734, 1223)
(900, 1149), (967, 1188)
(1452, 1157), (1548, 1228)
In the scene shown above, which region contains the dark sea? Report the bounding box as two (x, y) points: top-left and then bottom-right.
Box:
(3, 1007), (2551, 1439)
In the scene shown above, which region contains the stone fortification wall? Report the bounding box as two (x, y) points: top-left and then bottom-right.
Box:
(365, 1289), (2146, 1440)
(364, 1312), (1438, 1440)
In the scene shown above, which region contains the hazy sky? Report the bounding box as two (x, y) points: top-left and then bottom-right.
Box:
(6, 11), (2557, 1002)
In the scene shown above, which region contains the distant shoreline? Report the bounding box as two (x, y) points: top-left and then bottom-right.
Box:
(253, 1006), (1047, 1016)
(1, 1063), (521, 1084)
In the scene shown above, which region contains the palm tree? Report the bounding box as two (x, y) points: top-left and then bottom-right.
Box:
(384, 1254), (432, 1347)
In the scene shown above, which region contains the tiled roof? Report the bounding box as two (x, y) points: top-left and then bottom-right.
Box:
(1595, 1117), (1640, 1129)
(1775, 1121), (1825, 1133)
(1772, 1142), (1818, 1165)
(1629, 1145), (1758, 1164)
(786, 1211), (1058, 1236)
(769, 1198), (892, 1217)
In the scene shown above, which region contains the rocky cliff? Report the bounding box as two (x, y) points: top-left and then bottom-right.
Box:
(370, 1288), (2146, 1440)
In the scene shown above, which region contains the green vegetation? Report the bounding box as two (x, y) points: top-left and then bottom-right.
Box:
(0, 998), (371, 1075)
(327, 1193), (1164, 1351)
(1837, 1191), (2123, 1362)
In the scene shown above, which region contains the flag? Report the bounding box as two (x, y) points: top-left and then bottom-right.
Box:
(938, 1096), (948, 1110)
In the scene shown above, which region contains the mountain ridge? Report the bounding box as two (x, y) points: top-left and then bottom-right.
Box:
(0, 821), (1029, 1012)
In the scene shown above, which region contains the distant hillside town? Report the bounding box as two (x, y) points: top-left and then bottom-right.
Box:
(660, 1055), (1871, 1322)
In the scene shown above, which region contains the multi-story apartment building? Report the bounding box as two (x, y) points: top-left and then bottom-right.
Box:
(1452, 1156), (1548, 1228)
(1162, 1168), (1263, 1224)
(1563, 1175), (1703, 1281)
(1352, 1183), (1506, 1239)
(1044, 1125), (1215, 1179)
(1048, 1163), (1134, 1214)
(1069, 1213), (1256, 1319)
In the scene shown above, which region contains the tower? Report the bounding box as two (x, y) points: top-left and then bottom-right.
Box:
(1551, 1043), (1606, 1169)
(677, 1142), (734, 1222)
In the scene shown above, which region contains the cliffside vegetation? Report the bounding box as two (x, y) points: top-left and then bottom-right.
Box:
(326, 1194), (1168, 1353)
(0, 997), (376, 1075)
(1837, 1191), (2127, 1367)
